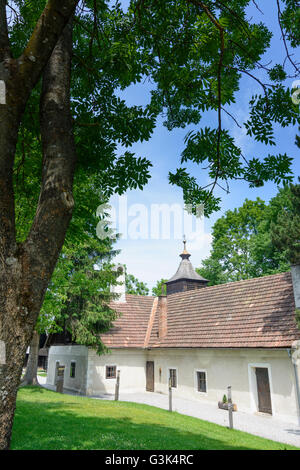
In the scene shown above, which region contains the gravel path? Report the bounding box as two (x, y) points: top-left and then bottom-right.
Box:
(38, 375), (300, 448)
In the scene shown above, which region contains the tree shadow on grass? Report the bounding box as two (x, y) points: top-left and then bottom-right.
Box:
(18, 384), (45, 392)
(10, 394), (289, 451)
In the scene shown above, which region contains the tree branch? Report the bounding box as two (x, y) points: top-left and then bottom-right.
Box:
(251, 0), (263, 15)
(225, 64), (270, 101)
(0, 1), (79, 256)
(221, 107), (242, 128)
(16, 0), (79, 96)
(23, 19), (77, 300)
(186, 0), (225, 202)
(276, 0), (300, 75)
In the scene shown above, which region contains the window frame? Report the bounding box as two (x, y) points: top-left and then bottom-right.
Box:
(168, 367), (178, 389)
(195, 369), (207, 394)
(105, 364), (117, 380)
(70, 360), (76, 379)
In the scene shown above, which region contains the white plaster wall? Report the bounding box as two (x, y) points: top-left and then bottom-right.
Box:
(47, 345), (88, 395)
(46, 344), (299, 424)
(86, 348), (147, 396)
(147, 348), (299, 425)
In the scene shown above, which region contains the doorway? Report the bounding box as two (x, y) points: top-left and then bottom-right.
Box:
(255, 367), (272, 414)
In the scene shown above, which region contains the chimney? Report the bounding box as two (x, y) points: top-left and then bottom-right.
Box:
(111, 264), (126, 303)
(291, 264), (300, 309)
(158, 295), (167, 339)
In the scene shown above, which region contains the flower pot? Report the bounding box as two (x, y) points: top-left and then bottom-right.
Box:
(218, 401), (237, 411)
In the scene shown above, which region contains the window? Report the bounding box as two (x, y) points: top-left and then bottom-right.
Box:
(196, 371), (207, 393)
(70, 361), (76, 378)
(106, 365), (117, 379)
(169, 368), (177, 388)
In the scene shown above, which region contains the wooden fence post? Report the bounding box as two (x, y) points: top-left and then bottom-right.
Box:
(55, 361), (59, 386)
(168, 376), (172, 412)
(56, 365), (65, 394)
(227, 385), (233, 429)
(115, 370), (120, 401)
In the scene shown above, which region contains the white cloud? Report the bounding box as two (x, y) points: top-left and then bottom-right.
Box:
(187, 232), (213, 257)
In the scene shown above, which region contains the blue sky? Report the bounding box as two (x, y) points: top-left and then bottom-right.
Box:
(108, 1), (300, 291)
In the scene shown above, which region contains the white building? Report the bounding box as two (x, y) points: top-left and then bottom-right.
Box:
(47, 244), (300, 425)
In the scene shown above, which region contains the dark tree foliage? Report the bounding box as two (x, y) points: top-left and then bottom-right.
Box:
(296, 126), (300, 148)
(152, 279), (168, 296)
(127, 0), (299, 215)
(271, 180), (300, 265)
(196, 187), (293, 285)
(125, 270), (149, 295)
(41, 238), (122, 354)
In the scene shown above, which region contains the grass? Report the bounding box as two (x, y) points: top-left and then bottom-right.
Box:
(10, 387), (298, 450)
(20, 369), (47, 380)
(37, 371), (47, 377)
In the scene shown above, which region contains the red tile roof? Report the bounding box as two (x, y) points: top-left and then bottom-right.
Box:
(101, 294), (155, 348)
(103, 272), (300, 349)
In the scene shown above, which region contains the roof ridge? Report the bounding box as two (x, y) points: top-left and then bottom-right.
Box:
(165, 271), (291, 297)
(125, 293), (153, 299)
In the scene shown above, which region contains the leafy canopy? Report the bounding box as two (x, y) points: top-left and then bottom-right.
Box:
(271, 179), (300, 265)
(152, 279), (168, 296)
(196, 187), (293, 285)
(9, 0), (300, 219)
(126, 0), (299, 215)
(125, 270), (150, 295)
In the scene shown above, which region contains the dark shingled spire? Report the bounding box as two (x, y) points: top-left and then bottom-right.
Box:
(165, 237), (209, 295)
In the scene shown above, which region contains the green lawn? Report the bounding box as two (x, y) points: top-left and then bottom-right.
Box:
(11, 387), (298, 450)
(37, 371), (47, 377)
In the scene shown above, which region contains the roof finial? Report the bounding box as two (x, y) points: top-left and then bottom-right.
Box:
(181, 235), (190, 258)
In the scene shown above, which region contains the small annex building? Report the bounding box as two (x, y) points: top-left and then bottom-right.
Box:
(47, 242), (300, 424)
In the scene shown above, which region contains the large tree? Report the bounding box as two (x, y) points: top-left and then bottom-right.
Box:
(0, 1), (153, 448)
(270, 180), (300, 330)
(271, 180), (300, 265)
(129, 0), (299, 215)
(0, 0), (299, 449)
(0, 1), (80, 450)
(196, 187), (293, 284)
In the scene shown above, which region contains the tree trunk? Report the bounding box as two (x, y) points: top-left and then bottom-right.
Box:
(0, 7), (77, 448)
(0, 255), (40, 447)
(20, 331), (40, 386)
